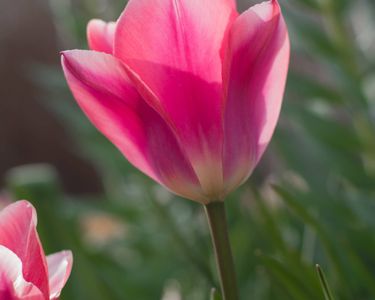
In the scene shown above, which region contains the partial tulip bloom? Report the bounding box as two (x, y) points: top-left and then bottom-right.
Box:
(62, 0), (290, 204)
(0, 201), (72, 300)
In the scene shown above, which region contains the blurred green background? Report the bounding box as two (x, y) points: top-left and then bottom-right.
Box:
(1, 0), (375, 299)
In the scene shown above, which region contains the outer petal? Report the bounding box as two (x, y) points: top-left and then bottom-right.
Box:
(47, 251), (72, 300)
(87, 19), (116, 54)
(61, 50), (205, 202)
(0, 246), (44, 300)
(0, 201), (49, 299)
(223, 0), (290, 192)
(114, 0), (238, 200)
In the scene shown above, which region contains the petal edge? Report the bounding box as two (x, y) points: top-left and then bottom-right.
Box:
(47, 251), (73, 300)
(223, 0), (290, 192)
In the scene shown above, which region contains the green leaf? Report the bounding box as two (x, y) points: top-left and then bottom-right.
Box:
(316, 264), (335, 300)
(287, 72), (343, 104)
(260, 255), (314, 300)
(289, 0), (321, 11)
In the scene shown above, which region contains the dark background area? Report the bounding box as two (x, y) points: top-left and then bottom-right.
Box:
(0, 0), (102, 193)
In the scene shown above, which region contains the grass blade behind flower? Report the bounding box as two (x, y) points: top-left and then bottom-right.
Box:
(316, 264), (335, 300)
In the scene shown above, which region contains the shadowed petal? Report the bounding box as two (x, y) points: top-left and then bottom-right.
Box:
(87, 19), (116, 54)
(61, 50), (205, 202)
(47, 251), (72, 300)
(223, 0), (290, 192)
(114, 0), (238, 200)
(0, 201), (49, 299)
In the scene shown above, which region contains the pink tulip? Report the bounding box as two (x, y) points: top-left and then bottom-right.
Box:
(0, 201), (73, 300)
(62, 0), (290, 204)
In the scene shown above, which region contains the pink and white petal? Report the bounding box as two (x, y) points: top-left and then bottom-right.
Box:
(47, 251), (72, 300)
(223, 0), (290, 192)
(61, 50), (205, 202)
(0, 201), (49, 299)
(114, 0), (238, 200)
(87, 19), (116, 54)
(0, 246), (44, 300)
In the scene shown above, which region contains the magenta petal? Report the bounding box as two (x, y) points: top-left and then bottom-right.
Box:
(0, 201), (49, 299)
(87, 19), (116, 54)
(47, 251), (72, 300)
(61, 50), (205, 202)
(114, 0), (237, 200)
(223, 0), (290, 191)
(115, 0), (237, 81)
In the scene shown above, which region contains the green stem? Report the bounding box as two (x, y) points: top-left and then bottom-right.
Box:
(205, 202), (239, 300)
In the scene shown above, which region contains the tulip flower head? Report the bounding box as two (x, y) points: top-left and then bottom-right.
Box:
(62, 0), (290, 204)
(0, 201), (72, 300)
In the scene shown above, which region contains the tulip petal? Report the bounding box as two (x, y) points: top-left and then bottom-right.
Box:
(87, 19), (116, 54)
(0, 201), (49, 299)
(222, 0), (290, 191)
(114, 0), (238, 200)
(0, 246), (44, 300)
(47, 251), (72, 300)
(61, 50), (204, 202)
(115, 0), (237, 79)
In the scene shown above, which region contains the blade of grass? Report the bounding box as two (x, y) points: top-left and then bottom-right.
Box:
(316, 264), (335, 300)
(260, 255), (310, 300)
(274, 185), (375, 297)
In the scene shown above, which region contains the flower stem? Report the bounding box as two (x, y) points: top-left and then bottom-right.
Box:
(204, 201), (239, 300)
